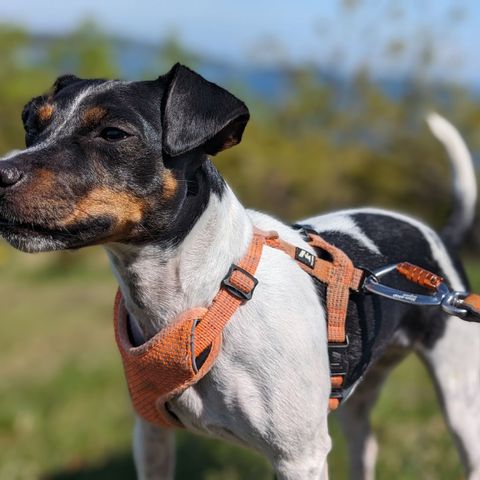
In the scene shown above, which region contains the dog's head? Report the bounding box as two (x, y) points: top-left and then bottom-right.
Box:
(0, 64), (249, 252)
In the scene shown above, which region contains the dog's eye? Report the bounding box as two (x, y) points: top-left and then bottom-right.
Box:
(100, 127), (130, 142)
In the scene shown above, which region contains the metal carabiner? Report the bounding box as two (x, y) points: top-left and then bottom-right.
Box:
(441, 291), (470, 318)
(362, 262), (475, 321)
(363, 264), (449, 307)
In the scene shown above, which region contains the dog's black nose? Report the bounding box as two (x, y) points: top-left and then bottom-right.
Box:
(0, 167), (23, 188)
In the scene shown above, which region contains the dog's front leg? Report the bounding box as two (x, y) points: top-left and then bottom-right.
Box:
(133, 415), (175, 480)
(275, 458), (330, 480)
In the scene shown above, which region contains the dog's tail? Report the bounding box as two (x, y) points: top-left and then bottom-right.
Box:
(426, 112), (477, 248)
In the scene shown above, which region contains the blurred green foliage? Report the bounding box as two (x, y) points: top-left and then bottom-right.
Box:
(0, 17), (478, 480)
(0, 20), (478, 237)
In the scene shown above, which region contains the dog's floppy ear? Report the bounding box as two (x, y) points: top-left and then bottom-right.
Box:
(21, 97), (39, 126)
(21, 75), (82, 127)
(51, 74), (81, 95)
(161, 64), (250, 157)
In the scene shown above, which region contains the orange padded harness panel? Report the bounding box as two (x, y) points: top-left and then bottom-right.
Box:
(114, 232), (265, 428)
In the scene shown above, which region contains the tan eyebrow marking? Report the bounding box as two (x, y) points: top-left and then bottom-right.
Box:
(83, 106), (108, 126)
(37, 104), (54, 123)
(162, 170), (178, 201)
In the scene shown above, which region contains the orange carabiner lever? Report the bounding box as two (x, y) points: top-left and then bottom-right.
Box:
(396, 262), (444, 290)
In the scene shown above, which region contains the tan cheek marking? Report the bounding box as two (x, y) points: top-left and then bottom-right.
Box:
(37, 104), (54, 123)
(62, 188), (145, 231)
(28, 169), (56, 196)
(83, 106), (107, 126)
(162, 170), (177, 201)
(17, 169), (64, 218)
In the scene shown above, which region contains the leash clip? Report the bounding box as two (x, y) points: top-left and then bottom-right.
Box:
(441, 291), (472, 319)
(363, 263), (471, 318)
(363, 264), (447, 306)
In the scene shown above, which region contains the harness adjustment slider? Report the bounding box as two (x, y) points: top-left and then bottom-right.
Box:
(222, 264), (259, 301)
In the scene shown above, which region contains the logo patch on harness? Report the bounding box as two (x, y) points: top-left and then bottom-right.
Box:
(295, 247), (316, 268)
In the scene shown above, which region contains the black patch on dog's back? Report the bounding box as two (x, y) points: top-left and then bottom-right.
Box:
(298, 211), (465, 390)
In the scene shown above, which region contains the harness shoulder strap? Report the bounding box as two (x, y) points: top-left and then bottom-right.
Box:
(262, 229), (363, 411)
(192, 232), (264, 357)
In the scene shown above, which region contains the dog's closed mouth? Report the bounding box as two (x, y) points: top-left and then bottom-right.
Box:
(0, 219), (69, 237)
(0, 217), (98, 252)
(0, 214), (120, 252)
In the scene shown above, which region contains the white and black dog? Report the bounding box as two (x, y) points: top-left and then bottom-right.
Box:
(0, 64), (479, 479)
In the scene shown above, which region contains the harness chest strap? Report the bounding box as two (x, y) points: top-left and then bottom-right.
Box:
(114, 228), (360, 427)
(114, 232), (265, 428)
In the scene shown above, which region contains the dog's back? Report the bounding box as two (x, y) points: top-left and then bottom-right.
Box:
(295, 114), (480, 479)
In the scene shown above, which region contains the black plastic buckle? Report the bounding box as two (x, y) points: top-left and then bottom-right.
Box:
(222, 264), (258, 301)
(328, 336), (349, 376)
(329, 388), (344, 400)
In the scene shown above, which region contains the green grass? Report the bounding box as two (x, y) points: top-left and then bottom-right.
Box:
(0, 244), (478, 479)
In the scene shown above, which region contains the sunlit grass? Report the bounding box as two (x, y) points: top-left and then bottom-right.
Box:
(0, 246), (477, 479)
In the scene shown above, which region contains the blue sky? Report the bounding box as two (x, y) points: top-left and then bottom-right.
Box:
(0, 0), (479, 84)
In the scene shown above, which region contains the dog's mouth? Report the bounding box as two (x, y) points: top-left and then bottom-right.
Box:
(0, 217), (114, 253)
(0, 220), (68, 236)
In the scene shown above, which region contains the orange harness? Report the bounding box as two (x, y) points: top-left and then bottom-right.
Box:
(114, 229), (364, 427)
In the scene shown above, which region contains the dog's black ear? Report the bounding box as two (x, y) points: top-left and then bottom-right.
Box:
(22, 75), (81, 125)
(51, 74), (82, 95)
(161, 64), (249, 157)
(21, 98), (37, 126)
(21, 95), (45, 126)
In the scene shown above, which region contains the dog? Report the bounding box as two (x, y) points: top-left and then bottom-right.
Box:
(1, 64), (479, 480)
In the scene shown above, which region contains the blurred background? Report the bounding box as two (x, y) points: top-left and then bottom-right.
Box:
(0, 0), (478, 478)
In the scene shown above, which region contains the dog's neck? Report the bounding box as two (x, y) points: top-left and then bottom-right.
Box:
(105, 186), (252, 341)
